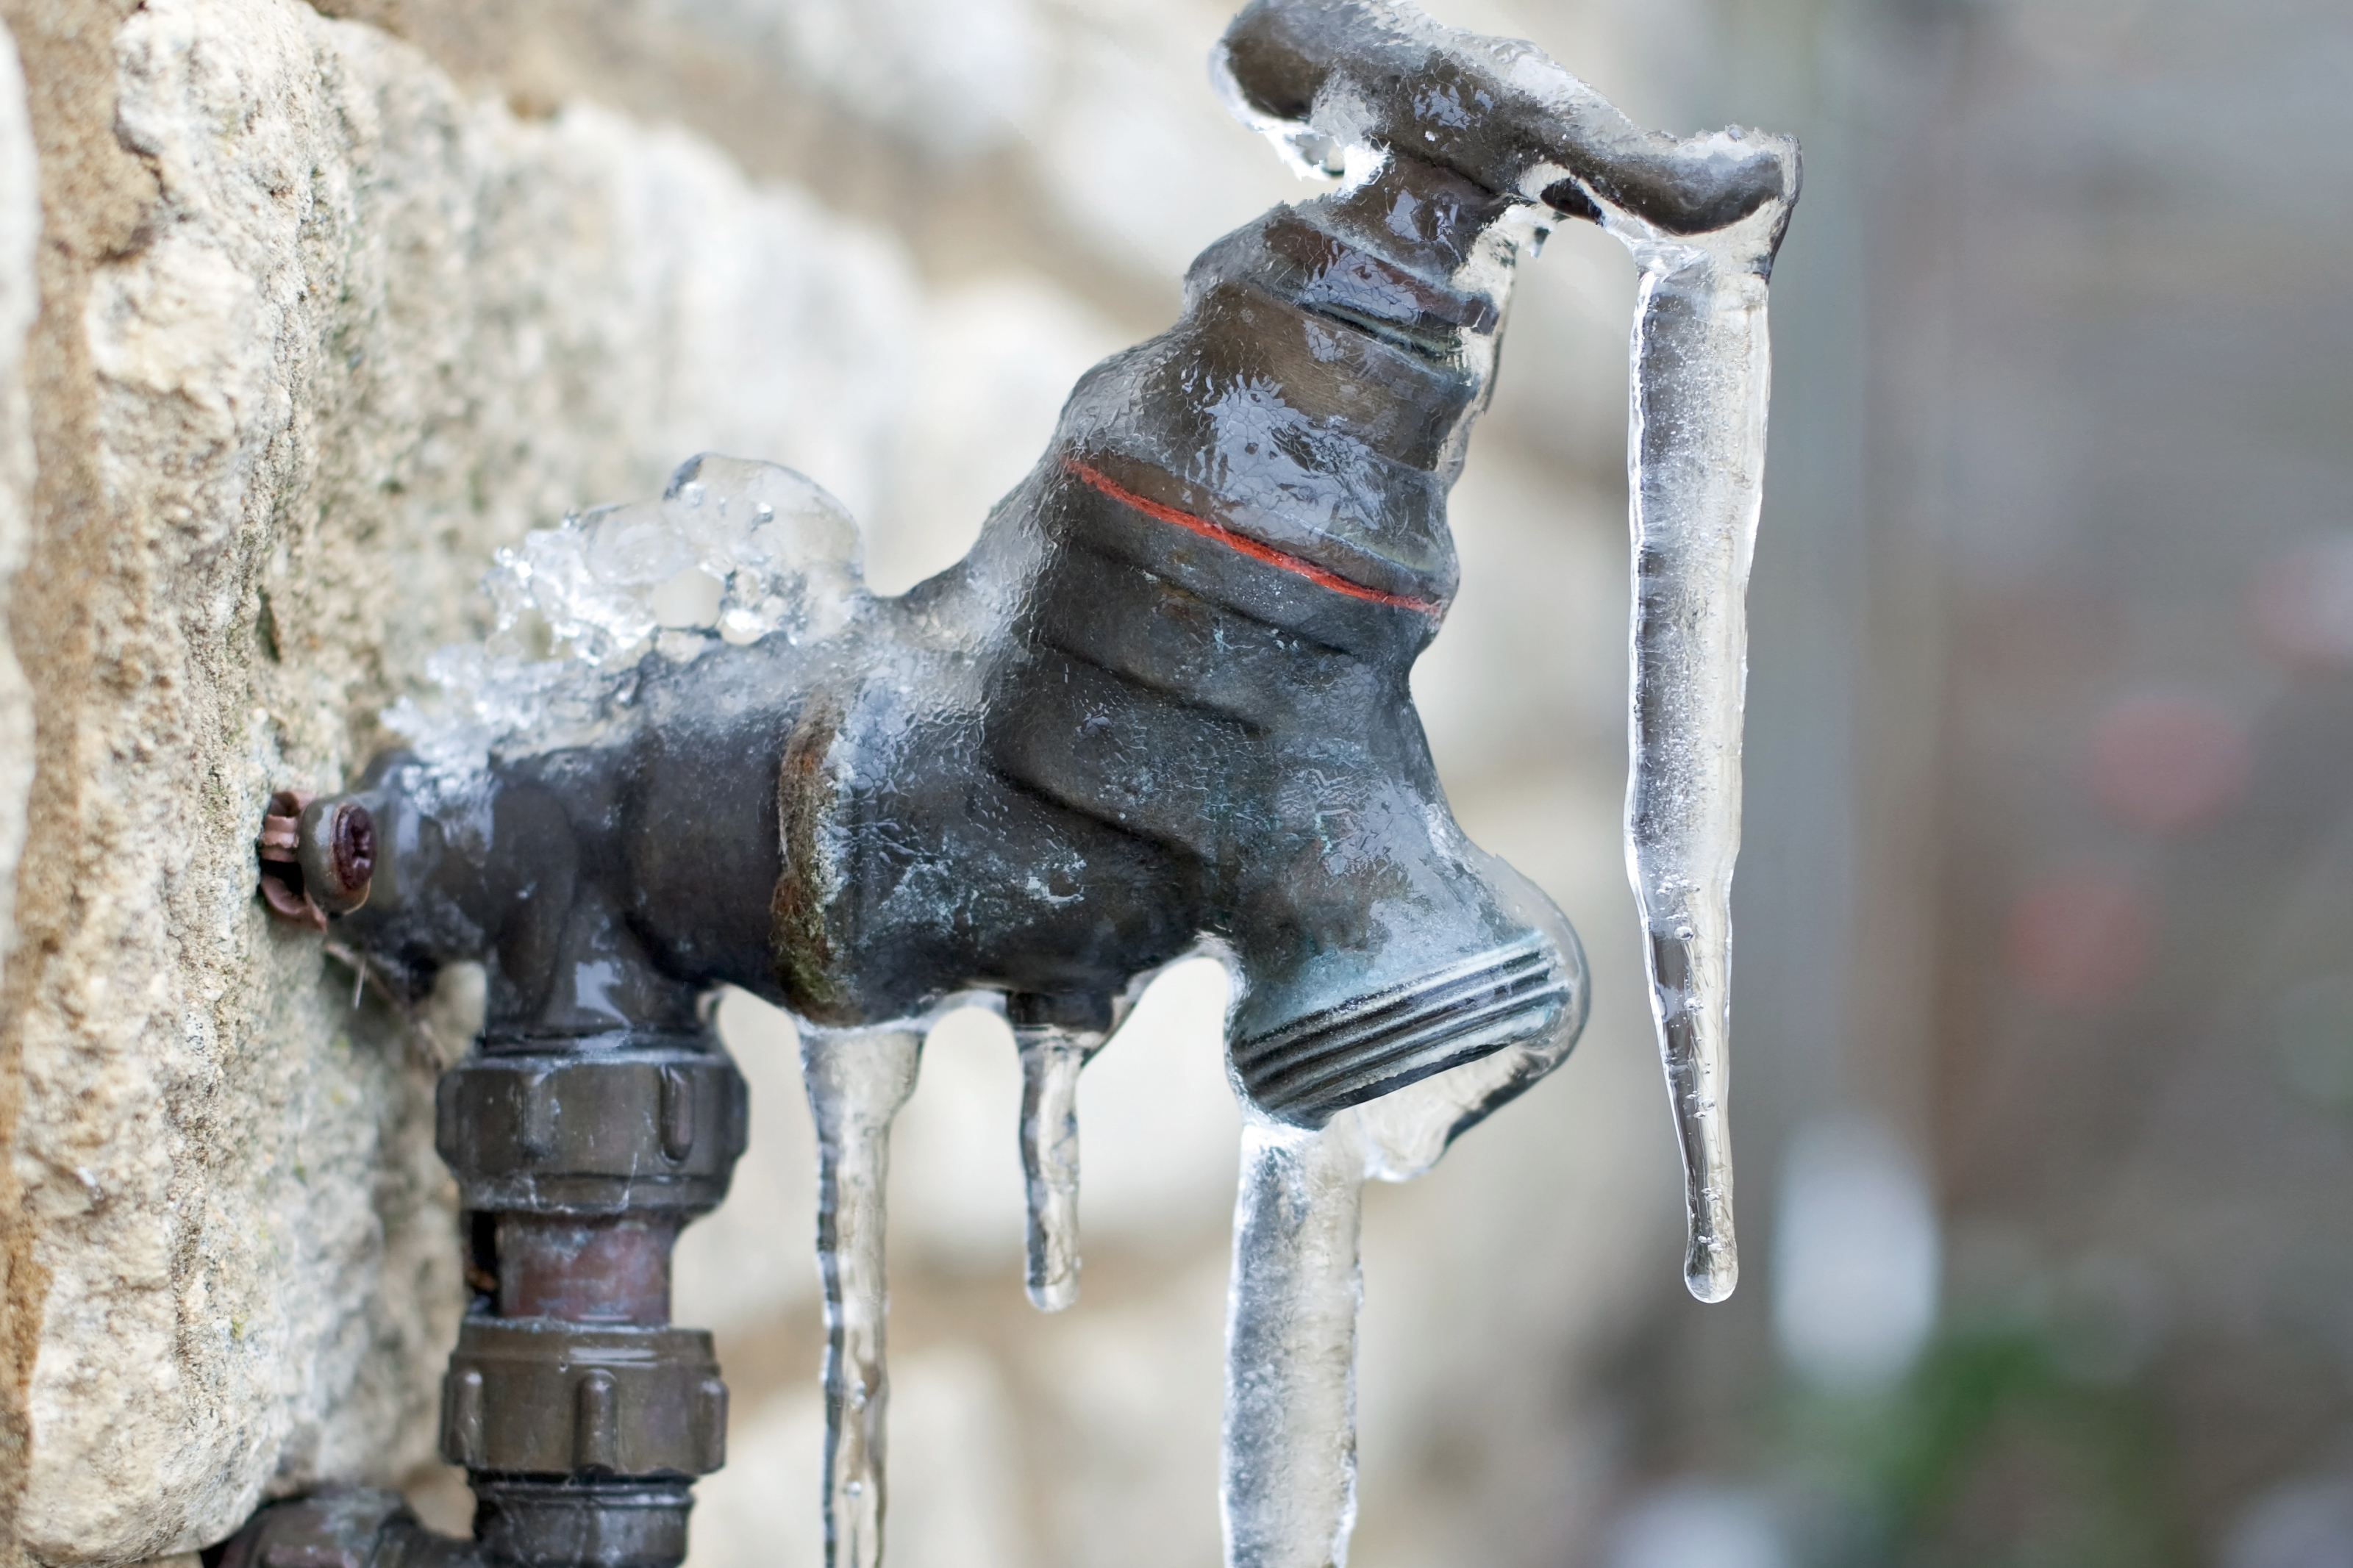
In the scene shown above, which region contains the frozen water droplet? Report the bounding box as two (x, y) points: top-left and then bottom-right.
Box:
(651, 567), (724, 629)
(1015, 1022), (1105, 1313)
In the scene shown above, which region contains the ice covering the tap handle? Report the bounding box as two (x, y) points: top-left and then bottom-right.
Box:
(1218, 0), (1798, 1306)
(1216, 0), (1793, 239)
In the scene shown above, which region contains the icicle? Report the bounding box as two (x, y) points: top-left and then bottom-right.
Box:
(1616, 234), (1777, 1304)
(801, 1025), (923, 1568)
(1221, 1112), (1366, 1568)
(1015, 1022), (1105, 1313)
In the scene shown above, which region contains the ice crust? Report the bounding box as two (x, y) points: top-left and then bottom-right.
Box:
(1618, 239), (1774, 1306)
(386, 454), (867, 787)
(1015, 1023), (1107, 1314)
(1221, 1037), (1589, 1567)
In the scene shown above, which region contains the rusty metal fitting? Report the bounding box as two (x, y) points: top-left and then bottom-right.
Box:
(469, 1480), (695, 1568)
(299, 795), (377, 914)
(440, 1320), (726, 1478)
(257, 789), (376, 925)
(257, 788), (326, 929)
(494, 1217), (682, 1323)
(434, 1042), (749, 1217)
(208, 1488), (429, 1568)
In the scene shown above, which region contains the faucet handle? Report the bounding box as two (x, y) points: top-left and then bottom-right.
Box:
(1216, 0), (1798, 245)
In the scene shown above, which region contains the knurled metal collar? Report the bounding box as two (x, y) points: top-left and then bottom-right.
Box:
(436, 1048), (749, 1216)
(441, 1318), (726, 1480)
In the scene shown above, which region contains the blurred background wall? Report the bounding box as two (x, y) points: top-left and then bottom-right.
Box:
(0, 0), (2344, 1562)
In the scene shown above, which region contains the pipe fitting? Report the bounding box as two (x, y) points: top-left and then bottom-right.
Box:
(428, 1023), (743, 1565)
(440, 1322), (725, 1478)
(435, 1042), (748, 1217)
(300, 795), (377, 914)
(468, 1481), (697, 1568)
(256, 790), (377, 924)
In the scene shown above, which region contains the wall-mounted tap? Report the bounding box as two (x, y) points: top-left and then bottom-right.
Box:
(221, 3), (1796, 1565)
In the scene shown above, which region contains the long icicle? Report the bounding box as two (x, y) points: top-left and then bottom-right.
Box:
(801, 1025), (923, 1568)
(1619, 240), (1775, 1304)
(1015, 1021), (1107, 1313)
(1221, 1111), (1367, 1568)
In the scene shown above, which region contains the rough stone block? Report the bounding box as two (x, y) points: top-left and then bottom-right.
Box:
(0, 1), (915, 1558)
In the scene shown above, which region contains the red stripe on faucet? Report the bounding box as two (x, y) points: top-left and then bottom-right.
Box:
(1062, 456), (1440, 615)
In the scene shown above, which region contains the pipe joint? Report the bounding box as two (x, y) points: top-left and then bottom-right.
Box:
(435, 1039), (749, 1218)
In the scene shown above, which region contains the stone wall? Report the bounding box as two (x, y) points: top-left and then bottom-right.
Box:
(0, 1), (1682, 1564)
(0, 1), (920, 1557)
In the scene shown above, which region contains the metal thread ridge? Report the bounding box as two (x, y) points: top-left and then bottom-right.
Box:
(1232, 938), (1570, 1120)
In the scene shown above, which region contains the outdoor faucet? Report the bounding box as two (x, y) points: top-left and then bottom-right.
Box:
(224, 3), (1797, 1566)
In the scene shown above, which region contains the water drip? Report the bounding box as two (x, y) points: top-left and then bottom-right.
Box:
(1015, 1022), (1106, 1313)
(802, 1026), (921, 1568)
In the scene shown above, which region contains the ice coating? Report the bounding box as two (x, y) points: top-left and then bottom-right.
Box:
(1015, 1023), (1106, 1313)
(1218, 1010), (1582, 1568)
(1606, 218), (1782, 1305)
(486, 457), (864, 665)
(385, 454), (868, 786)
(1223, 1113), (1365, 1568)
(802, 1025), (922, 1568)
